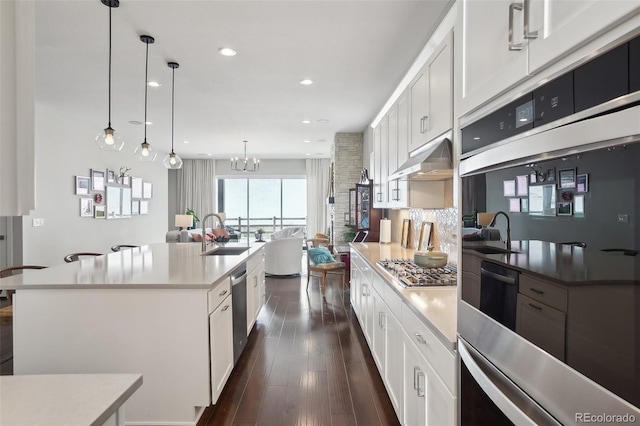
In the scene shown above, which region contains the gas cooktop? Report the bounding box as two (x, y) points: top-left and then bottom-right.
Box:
(377, 258), (457, 287)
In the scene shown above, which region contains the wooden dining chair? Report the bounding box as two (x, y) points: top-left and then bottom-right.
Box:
(1, 265), (47, 304)
(63, 252), (102, 263)
(306, 238), (346, 295)
(111, 245), (139, 252)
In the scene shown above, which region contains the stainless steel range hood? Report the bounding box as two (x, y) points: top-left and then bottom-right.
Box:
(388, 130), (453, 181)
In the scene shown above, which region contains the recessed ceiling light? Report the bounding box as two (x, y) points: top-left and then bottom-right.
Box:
(302, 120), (311, 124)
(207, 153), (212, 156)
(300, 79), (313, 85)
(317, 118), (329, 123)
(473, 137), (480, 140)
(218, 47), (237, 57)
(303, 140), (311, 143)
(145, 121), (152, 125)
(306, 153), (310, 156)
(183, 140), (190, 144)
(148, 81), (161, 87)
(129, 120), (143, 125)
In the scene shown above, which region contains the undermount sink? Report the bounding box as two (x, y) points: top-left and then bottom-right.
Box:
(204, 246), (250, 256)
(470, 246), (519, 255)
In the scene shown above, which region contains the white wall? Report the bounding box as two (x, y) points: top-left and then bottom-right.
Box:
(22, 104), (168, 266)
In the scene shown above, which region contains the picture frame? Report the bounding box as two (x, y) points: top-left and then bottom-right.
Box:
(131, 177), (143, 199)
(91, 169), (105, 191)
(80, 198), (94, 217)
(401, 219), (411, 248)
(139, 200), (149, 215)
(94, 205), (106, 219)
(516, 175), (528, 196)
(418, 222), (433, 251)
(503, 180), (516, 197)
(520, 198), (529, 212)
(574, 195), (585, 217)
(131, 200), (140, 215)
(576, 174), (589, 192)
(558, 168), (577, 189)
(529, 171), (537, 184)
(557, 201), (573, 216)
(121, 175), (131, 186)
(106, 169), (116, 184)
(75, 176), (91, 195)
(509, 198), (521, 212)
(142, 182), (153, 199)
(546, 167), (556, 183)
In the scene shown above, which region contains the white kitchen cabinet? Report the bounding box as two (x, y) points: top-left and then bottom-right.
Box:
(209, 294), (233, 404)
(458, 0), (529, 116)
(458, 0), (640, 115)
(374, 115), (389, 208)
(246, 248), (265, 335)
(409, 32), (453, 153)
(516, 293), (566, 361)
(388, 92), (410, 209)
(404, 338), (455, 426)
(527, 0), (640, 73)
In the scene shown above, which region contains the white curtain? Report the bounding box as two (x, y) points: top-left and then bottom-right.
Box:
(306, 158), (330, 235)
(177, 160), (216, 225)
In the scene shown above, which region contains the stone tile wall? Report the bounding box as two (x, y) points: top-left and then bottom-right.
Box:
(331, 133), (363, 243)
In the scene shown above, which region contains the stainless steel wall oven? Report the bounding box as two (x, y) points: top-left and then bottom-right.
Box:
(459, 32), (640, 425)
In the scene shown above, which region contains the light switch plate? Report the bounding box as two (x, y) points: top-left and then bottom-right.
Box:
(32, 218), (44, 227)
(618, 214), (629, 223)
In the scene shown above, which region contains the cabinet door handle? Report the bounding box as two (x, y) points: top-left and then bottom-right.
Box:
(392, 188), (400, 201)
(530, 288), (544, 295)
(508, 3), (524, 51)
(416, 370), (426, 397)
(523, 0), (538, 39)
(528, 303), (543, 311)
(414, 332), (427, 345)
(378, 312), (386, 329)
(219, 289), (229, 297)
(420, 115), (429, 133)
(413, 366), (421, 390)
(221, 304), (230, 312)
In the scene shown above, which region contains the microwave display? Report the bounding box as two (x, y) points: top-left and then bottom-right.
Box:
(515, 100), (533, 128)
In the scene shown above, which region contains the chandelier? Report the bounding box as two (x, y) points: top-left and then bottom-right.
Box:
(230, 140), (260, 172)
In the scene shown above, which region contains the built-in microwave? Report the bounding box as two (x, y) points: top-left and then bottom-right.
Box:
(458, 31), (640, 426)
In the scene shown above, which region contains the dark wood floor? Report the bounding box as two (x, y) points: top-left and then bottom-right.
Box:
(198, 273), (400, 426)
(0, 271), (399, 425)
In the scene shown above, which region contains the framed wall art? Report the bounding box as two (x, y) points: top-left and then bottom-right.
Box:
(516, 175), (528, 196)
(106, 169), (116, 184)
(75, 176), (91, 195)
(557, 201), (573, 216)
(131, 177), (143, 198)
(576, 174), (589, 192)
(94, 205), (106, 219)
(503, 180), (516, 197)
(418, 222), (433, 251)
(574, 195), (585, 217)
(401, 219), (411, 248)
(142, 182), (153, 199)
(558, 168), (576, 189)
(91, 169), (105, 191)
(509, 198), (521, 212)
(80, 198), (94, 217)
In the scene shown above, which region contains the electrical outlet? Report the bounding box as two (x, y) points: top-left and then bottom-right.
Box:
(32, 218), (44, 227)
(618, 214), (629, 223)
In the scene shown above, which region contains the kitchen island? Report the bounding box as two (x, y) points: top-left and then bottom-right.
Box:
(0, 242), (265, 426)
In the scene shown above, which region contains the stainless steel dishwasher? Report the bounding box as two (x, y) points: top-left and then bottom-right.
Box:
(479, 260), (519, 331)
(231, 264), (247, 364)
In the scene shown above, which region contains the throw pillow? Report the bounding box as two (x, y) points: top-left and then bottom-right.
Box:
(211, 228), (230, 239)
(308, 247), (335, 264)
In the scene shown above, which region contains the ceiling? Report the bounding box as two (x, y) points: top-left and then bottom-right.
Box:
(35, 0), (452, 160)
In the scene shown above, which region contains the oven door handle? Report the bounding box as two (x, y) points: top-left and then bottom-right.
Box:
(481, 268), (517, 285)
(458, 337), (561, 426)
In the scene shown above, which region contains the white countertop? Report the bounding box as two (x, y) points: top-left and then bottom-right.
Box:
(0, 373), (142, 426)
(350, 242), (458, 350)
(0, 242), (265, 290)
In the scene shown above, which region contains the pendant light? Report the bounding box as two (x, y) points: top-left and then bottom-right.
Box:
(95, 0), (124, 151)
(230, 141), (260, 172)
(134, 35), (157, 162)
(163, 62), (183, 169)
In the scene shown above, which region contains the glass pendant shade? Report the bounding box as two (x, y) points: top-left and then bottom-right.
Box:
(163, 151), (183, 169)
(134, 141), (157, 161)
(95, 126), (124, 151)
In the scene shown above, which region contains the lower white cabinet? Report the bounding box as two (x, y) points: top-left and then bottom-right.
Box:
(246, 248), (265, 335)
(404, 337), (455, 426)
(209, 294), (233, 404)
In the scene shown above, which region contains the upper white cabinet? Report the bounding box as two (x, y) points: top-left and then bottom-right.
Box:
(373, 116), (389, 208)
(409, 32), (454, 153)
(458, 0), (640, 115)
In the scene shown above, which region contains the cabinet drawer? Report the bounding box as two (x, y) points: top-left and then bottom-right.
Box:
(384, 285), (403, 321)
(520, 274), (567, 312)
(461, 252), (482, 274)
(247, 248), (265, 273)
(372, 273), (385, 298)
(401, 304), (455, 393)
(516, 293), (566, 361)
(208, 279), (232, 313)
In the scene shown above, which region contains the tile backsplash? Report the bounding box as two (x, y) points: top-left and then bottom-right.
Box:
(389, 207), (458, 264)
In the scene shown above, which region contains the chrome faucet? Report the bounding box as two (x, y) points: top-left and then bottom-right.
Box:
(201, 213), (226, 252)
(489, 211), (511, 250)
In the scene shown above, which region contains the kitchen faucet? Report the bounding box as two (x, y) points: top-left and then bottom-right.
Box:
(201, 213), (226, 252)
(489, 211), (511, 250)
